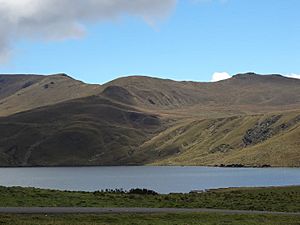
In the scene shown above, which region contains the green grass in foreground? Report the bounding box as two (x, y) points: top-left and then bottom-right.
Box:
(1, 213), (300, 225)
(1, 186), (300, 212)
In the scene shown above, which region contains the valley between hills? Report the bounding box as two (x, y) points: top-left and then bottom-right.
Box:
(0, 72), (299, 167)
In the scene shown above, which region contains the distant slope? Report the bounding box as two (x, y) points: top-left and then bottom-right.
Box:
(0, 73), (299, 167)
(1, 72), (300, 117)
(0, 74), (101, 116)
(105, 73), (300, 114)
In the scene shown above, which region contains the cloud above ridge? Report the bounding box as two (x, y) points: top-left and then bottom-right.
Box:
(211, 72), (231, 82)
(285, 73), (300, 79)
(0, 0), (176, 61)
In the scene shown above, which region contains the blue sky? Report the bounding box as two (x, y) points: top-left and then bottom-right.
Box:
(0, 0), (300, 84)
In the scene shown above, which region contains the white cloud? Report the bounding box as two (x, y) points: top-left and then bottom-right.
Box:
(211, 72), (231, 82)
(190, 0), (229, 4)
(284, 74), (300, 79)
(0, 0), (176, 62)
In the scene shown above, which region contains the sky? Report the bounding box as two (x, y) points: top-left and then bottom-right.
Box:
(0, 0), (299, 84)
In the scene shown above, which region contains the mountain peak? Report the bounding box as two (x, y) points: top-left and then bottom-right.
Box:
(231, 73), (290, 81)
(233, 72), (259, 78)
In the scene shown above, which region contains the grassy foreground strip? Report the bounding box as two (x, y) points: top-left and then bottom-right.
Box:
(1, 213), (300, 225)
(0, 186), (300, 212)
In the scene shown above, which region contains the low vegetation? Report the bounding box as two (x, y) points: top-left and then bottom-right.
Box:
(1, 213), (300, 225)
(1, 186), (300, 212)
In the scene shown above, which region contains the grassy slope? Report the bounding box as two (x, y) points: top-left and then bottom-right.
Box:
(0, 74), (44, 100)
(144, 110), (300, 167)
(0, 74), (101, 116)
(1, 213), (300, 225)
(1, 186), (300, 212)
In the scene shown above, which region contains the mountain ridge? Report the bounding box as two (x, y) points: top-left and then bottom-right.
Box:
(0, 72), (299, 167)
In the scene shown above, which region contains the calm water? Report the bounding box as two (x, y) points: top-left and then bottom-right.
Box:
(0, 166), (300, 194)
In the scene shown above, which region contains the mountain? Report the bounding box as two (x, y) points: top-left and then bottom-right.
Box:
(105, 73), (300, 113)
(0, 73), (299, 167)
(0, 74), (101, 116)
(0, 96), (164, 166)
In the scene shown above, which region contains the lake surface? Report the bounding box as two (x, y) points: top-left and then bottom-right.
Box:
(0, 166), (300, 194)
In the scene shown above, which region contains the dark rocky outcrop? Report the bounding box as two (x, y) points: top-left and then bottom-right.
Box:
(243, 115), (282, 146)
(243, 114), (300, 147)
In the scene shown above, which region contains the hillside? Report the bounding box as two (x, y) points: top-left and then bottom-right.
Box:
(144, 111), (300, 167)
(0, 72), (299, 167)
(0, 74), (45, 100)
(0, 95), (165, 166)
(105, 73), (300, 114)
(0, 74), (101, 116)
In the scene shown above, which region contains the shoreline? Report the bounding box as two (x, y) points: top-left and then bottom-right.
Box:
(0, 165), (298, 169)
(1, 184), (300, 194)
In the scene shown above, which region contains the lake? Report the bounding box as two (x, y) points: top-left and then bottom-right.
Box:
(0, 166), (300, 194)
